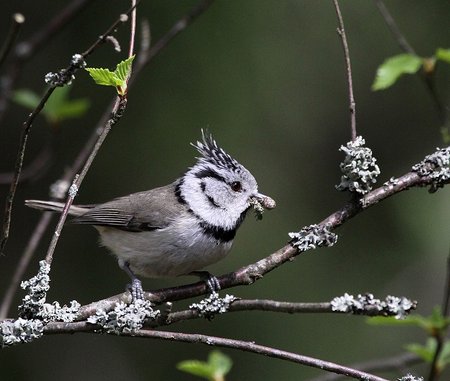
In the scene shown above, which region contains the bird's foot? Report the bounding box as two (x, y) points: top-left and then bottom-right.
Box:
(127, 278), (144, 302)
(190, 271), (221, 294)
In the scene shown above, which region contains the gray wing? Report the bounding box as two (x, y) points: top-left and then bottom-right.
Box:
(72, 182), (182, 232)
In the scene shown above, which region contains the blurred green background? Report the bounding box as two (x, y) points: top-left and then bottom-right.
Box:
(0, 1), (449, 380)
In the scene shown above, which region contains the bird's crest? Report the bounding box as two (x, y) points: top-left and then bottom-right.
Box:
(192, 130), (240, 172)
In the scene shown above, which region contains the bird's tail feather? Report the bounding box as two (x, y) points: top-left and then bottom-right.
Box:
(25, 200), (87, 216)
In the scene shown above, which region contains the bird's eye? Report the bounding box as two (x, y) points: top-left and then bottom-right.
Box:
(230, 181), (242, 192)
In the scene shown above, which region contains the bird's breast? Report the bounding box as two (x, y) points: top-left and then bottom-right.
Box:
(96, 215), (234, 278)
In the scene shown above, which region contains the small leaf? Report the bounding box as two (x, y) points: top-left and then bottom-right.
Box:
(12, 89), (41, 110)
(85, 68), (121, 87)
(438, 341), (450, 369)
(367, 315), (428, 327)
(177, 360), (214, 381)
(85, 56), (135, 96)
(436, 48), (450, 64)
(372, 53), (422, 91)
(208, 351), (232, 379)
(405, 339), (436, 363)
(12, 87), (89, 124)
(114, 55), (135, 82)
(177, 351), (232, 381)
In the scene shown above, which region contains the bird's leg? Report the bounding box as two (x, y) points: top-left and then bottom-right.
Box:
(118, 260), (144, 301)
(190, 270), (221, 294)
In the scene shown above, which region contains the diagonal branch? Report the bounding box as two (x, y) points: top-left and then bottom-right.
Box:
(43, 323), (389, 381)
(73, 153), (448, 313)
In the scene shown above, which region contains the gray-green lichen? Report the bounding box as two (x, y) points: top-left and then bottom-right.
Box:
(412, 146), (450, 192)
(189, 292), (237, 320)
(18, 260), (51, 319)
(0, 260), (80, 347)
(289, 224), (338, 252)
(330, 293), (416, 319)
(336, 136), (380, 195)
(87, 299), (159, 334)
(0, 318), (44, 348)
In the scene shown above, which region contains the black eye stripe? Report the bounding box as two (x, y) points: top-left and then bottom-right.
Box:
(194, 168), (226, 183)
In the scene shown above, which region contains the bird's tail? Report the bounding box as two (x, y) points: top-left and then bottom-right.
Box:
(25, 200), (88, 217)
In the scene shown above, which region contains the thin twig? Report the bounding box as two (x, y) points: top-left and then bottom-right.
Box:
(0, 13), (25, 67)
(43, 323), (388, 381)
(373, 0), (416, 55)
(128, 0), (137, 58)
(308, 352), (421, 381)
(332, 0), (357, 141)
(148, 298), (416, 328)
(0, 87), (56, 254)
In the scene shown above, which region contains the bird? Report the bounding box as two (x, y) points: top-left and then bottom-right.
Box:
(25, 131), (276, 300)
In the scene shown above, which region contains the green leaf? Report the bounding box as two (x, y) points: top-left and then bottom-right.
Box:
(208, 351), (232, 379)
(12, 89), (41, 110)
(85, 68), (122, 87)
(12, 87), (89, 124)
(372, 53), (422, 91)
(114, 55), (135, 82)
(177, 351), (232, 381)
(405, 338), (436, 363)
(85, 55), (135, 96)
(436, 48), (450, 64)
(439, 341), (450, 369)
(367, 315), (428, 328)
(177, 360), (215, 381)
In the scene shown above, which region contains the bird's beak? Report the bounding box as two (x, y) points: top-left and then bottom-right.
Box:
(251, 192), (276, 210)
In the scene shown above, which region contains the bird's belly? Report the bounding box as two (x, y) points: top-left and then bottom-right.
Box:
(96, 222), (233, 278)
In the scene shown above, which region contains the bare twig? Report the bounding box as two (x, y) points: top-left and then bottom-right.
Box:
(0, 13), (25, 67)
(128, 0), (137, 58)
(0, 87), (56, 254)
(43, 323), (388, 381)
(308, 352), (421, 381)
(332, 0), (357, 141)
(373, 0), (416, 55)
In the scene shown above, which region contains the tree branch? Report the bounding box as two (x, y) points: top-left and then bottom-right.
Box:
(43, 323), (389, 381)
(332, 0), (357, 141)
